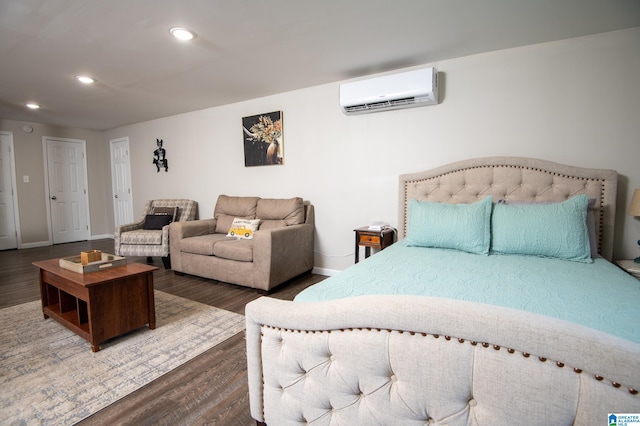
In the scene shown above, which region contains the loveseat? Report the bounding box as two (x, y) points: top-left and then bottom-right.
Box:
(169, 195), (314, 293)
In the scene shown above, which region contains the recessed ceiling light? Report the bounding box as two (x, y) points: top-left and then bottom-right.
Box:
(169, 27), (196, 41)
(26, 103), (40, 109)
(75, 75), (95, 84)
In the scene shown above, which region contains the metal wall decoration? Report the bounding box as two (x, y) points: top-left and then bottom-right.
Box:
(242, 111), (283, 166)
(152, 139), (168, 172)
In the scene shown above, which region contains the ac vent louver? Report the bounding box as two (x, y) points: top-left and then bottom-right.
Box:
(340, 68), (438, 115)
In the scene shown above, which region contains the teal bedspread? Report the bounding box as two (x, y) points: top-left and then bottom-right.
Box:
(295, 240), (640, 344)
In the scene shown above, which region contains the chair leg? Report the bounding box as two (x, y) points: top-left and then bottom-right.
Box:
(161, 256), (171, 269)
(146, 257), (153, 264)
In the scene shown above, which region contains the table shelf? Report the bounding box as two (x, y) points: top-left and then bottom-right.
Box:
(42, 284), (89, 328)
(43, 305), (91, 337)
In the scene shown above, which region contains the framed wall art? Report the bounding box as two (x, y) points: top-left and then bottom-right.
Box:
(242, 111), (283, 166)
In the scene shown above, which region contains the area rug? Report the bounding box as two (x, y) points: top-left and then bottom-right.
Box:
(0, 291), (245, 425)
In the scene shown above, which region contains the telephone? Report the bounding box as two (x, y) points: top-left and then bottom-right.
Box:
(368, 221), (390, 231)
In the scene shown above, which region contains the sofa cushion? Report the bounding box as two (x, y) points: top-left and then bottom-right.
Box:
(151, 206), (178, 221)
(142, 214), (173, 230)
(121, 229), (163, 245)
(213, 239), (254, 262)
(148, 199), (197, 222)
(214, 195), (260, 234)
(179, 234), (229, 256)
(257, 197), (305, 230)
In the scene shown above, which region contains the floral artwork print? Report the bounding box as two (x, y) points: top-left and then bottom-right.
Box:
(242, 111), (283, 166)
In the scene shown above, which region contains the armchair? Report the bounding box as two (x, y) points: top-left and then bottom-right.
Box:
(114, 199), (198, 268)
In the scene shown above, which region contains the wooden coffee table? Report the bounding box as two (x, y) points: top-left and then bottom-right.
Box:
(33, 259), (158, 352)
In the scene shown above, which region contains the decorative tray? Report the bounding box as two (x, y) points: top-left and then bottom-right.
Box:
(59, 253), (126, 274)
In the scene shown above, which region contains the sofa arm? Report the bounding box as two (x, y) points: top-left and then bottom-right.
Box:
(115, 221), (144, 235)
(169, 218), (218, 272)
(170, 218), (217, 240)
(252, 223), (314, 291)
(114, 220), (145, 255)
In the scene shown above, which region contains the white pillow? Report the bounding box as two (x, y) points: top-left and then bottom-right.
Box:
(227, 218), (260, 239)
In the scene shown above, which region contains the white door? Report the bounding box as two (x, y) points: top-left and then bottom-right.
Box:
(44, 137), (90, 244)
(0, 131), (19, 250)
(110, 137), (134, 226)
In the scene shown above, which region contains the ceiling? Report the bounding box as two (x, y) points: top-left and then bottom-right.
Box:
(1, 0), (639, 131)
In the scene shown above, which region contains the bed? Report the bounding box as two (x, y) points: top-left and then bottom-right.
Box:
(245, 156), (640, 425)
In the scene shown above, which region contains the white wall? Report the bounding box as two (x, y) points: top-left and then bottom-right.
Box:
(0, 119), (109, 246)
(105, 28), (640, 273)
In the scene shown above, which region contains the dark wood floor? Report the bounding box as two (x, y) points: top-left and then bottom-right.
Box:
(0, 239), (326, 425)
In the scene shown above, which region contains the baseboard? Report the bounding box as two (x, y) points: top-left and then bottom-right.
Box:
(19, 241), (51, 249)
(312, 266), (339, 277)
(19, 235), (113, 249)
(90, 234), (114, 240)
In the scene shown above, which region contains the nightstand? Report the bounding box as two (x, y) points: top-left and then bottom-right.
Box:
(354, 227), (396, 263)
(615, 260), (640, 280)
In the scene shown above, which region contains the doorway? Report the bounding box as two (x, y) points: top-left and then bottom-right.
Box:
(110, 137), (134, 227)
(43, 137), (90, 244)
(0, 131), (20, 250)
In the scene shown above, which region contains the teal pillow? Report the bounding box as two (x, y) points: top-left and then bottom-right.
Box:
(406, 196), (493, 255)
(491, 194), (592, 263)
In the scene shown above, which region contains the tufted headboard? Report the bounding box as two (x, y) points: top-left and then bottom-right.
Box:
(398, 157), (618, 261)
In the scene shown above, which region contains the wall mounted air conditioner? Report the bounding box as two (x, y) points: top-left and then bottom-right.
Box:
(339, 67), (439, 115)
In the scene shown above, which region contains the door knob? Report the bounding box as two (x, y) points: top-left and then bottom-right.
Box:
(50, 196), (57, 200)
(115, 195), (119, 198)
